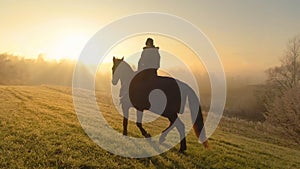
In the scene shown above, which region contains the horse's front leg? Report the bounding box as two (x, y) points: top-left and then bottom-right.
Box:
(122, 104), (129, 136)
(136, 110), (151, 138)
(159, 117), (176, 144)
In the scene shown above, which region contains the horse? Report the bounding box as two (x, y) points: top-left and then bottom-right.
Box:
(112, 57), (209, 152)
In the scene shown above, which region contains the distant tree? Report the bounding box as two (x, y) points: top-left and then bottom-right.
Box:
(266, 36), (300, 91)
(0, 54), (16, 84)
(263, 35), (300, 141)
(37, 53), (45, 63)
(265, 86), (300, 142)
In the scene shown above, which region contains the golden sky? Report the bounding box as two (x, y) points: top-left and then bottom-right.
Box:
(1, 0), (300, 78)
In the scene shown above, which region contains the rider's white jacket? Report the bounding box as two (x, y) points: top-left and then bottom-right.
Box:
(138, 47), (160, 71)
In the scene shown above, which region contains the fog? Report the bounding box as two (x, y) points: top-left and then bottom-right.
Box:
(0, 53), (266, 121)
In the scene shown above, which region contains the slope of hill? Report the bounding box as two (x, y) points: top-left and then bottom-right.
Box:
(0, 85), (299, 168)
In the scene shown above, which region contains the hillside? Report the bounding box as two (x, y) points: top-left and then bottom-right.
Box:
(0, 85), (299, 168)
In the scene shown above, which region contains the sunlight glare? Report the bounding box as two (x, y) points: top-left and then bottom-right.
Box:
(47, 33), (90, 61)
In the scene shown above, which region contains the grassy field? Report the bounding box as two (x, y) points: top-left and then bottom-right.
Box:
(0, 85), (299, 169)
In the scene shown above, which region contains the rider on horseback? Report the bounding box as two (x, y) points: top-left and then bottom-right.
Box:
(137, 38), (161, 78)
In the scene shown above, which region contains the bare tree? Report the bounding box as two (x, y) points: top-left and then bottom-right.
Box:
(263, 35), (300, 141)
(266, 35), (300, 93)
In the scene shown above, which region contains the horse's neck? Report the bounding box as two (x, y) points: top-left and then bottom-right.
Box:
(120, 72), (134, 86)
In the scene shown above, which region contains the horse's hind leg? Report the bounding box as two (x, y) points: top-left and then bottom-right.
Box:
(122, 105), (129, 136)
(175, 118), (187, 153)
(136, 110), (151, 138)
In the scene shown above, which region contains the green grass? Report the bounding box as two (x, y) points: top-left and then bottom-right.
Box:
(0, 85), (299, 168)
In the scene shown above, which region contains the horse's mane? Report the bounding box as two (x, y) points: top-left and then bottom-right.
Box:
(120, 60), (134, 74)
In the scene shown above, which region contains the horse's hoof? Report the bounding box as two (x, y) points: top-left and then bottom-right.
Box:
(203, 141), (209, 149)
(178, 149), (186, 154)
(159, 136), (166, 144)
(144, 133), (151, 138)
(123, 131), (127, 136)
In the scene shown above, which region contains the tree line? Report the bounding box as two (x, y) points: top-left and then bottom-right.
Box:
(0, 54), (75, 86)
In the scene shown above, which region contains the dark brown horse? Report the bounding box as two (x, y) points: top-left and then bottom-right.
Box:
(112, 57), (208, 152)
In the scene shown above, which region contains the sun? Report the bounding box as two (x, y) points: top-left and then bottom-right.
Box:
(47, 33), (90, 61)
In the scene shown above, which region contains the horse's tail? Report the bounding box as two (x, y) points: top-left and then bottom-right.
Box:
(185, 85), (209, 148)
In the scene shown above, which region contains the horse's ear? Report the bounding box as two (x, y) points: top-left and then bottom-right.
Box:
(121, 57), (124, 60)
(113, 56), (116, 62)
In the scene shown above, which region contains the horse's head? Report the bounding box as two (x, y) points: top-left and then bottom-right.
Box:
(112, 56), (124, 85)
